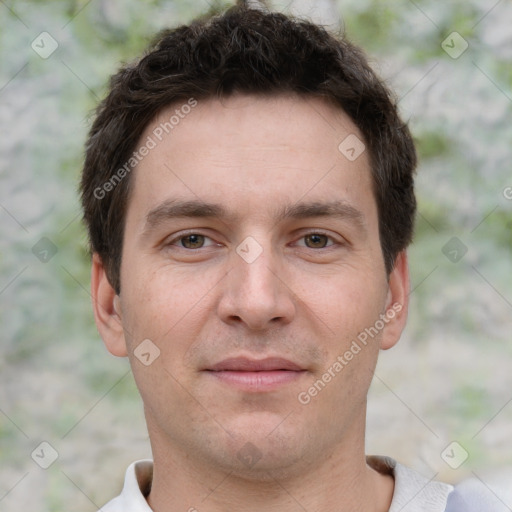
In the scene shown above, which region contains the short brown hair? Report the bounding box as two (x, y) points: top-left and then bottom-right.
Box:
(80, 4), (417, 294)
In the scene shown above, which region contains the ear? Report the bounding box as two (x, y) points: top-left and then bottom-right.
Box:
(380, 251), (410, 351)
(90, 253), (128, 357)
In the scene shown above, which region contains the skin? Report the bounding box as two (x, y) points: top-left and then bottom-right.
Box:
(91, 93), (409, 512)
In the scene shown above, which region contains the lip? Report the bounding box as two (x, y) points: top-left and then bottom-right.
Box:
(204, 357), (306, 392)
(208, 357), (304, 372)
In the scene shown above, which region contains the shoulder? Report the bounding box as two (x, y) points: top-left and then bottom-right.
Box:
(369, 455), (511, 512)
(99, 495), (123, 512)
(99, 459), (154, 512)
(368, 455), (453, 511)
(446, 477), (511, 512)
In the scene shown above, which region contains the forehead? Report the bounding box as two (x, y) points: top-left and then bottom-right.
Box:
(127, 93), (375, 229)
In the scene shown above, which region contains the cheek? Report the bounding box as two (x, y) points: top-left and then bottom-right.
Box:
(306, 277), (388, 388)
(296, 267), (387, 334)
(120, 263), (215, 352)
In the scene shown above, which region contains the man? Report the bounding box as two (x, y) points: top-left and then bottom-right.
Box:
(80, 3), (499, 511)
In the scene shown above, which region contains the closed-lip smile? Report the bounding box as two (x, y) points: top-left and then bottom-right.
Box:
(204, 357), (307, 392)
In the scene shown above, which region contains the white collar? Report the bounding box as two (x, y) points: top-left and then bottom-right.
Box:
(100, 456), (454, 511)
(366, 455), (453, 511)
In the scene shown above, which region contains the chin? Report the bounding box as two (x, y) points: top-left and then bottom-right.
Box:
(217, 413), (311, 476)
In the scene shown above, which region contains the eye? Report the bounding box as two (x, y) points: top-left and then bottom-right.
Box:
(169, 233), (216, 249)
(296, 232), (336, 249)
(165, 231), (340, 251)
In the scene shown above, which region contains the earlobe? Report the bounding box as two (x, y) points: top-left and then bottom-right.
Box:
(91, 253), (128, 357)
(380, 251), (410, 351)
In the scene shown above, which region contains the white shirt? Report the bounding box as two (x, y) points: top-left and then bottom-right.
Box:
(99, 455), (504, 511)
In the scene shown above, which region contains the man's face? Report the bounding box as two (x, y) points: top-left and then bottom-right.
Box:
(95, 94), (407, 477)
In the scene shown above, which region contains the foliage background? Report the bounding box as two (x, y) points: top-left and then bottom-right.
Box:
(0, 0), (511, 510)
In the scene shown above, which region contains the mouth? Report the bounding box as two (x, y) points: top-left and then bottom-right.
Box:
(203, 357), (307, 392)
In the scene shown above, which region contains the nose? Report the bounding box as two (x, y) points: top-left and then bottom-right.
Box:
(216, 238), (296, 331)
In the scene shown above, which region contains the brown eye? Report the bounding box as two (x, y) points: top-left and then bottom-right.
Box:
(179, 234), (206, 249)
(304, 233), (330, 248)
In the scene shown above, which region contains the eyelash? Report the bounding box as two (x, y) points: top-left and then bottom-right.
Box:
(165, 230), (340, 250)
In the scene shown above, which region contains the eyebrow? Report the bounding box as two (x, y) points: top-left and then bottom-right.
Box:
(143, 198), (366, 234)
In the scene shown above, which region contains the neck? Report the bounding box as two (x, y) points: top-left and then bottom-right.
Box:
(145, 410), (394, 512)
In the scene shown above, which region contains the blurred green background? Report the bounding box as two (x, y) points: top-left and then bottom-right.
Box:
(1, 0), (511, 510)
